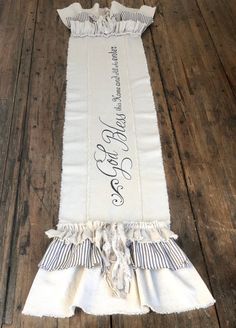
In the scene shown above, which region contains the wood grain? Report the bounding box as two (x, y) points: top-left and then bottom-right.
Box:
(0, 0), (38, 325)
(0, 0), (235, 327)
(1, 0), (110, 327)
(147, 0), (236, 327)
(195, 0), (236, 96)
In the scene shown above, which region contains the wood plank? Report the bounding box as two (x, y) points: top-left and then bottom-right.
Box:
(1, 0), (234, 327)
(195, 0), (236, 96)
(0, 1), (28, 198)
(0, 0), (39, 325)
(110, 0), (219, 327)
(1, 0), (110, 327)
(147, 0), (236, 326)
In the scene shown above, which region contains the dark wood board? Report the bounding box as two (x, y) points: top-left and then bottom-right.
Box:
(1, 0), (235, 327)
(146, 0), (236, 327)
(0, 0), (38, 325)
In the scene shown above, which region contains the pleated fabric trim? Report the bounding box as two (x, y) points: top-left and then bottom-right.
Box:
(38, 220), (191, 297)
(68, 11), (153, 37)
(59, 2), (156, 38)
(38, 237), (190, 272)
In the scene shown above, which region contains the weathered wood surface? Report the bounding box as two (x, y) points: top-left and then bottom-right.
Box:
(0, 0), (38, 325)
(0, 0), (235, 327)
(146, 0), (236, 327)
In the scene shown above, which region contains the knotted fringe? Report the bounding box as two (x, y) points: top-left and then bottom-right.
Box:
(38, 220), (190, 297)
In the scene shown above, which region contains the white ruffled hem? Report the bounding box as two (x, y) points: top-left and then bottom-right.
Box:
(22, 265), (215, 317)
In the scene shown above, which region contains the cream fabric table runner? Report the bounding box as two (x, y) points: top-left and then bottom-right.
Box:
(22, 1), (215, 317)
(59, 34), (169, 222)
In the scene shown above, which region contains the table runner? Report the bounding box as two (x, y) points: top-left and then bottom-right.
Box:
(22, 1), (215, 317)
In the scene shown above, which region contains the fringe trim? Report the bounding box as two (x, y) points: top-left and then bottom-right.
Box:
(46, 220), (178, 244)
(38, 220), (190, 297)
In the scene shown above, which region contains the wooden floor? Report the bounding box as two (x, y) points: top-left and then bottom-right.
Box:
(0, 0), (235, 327)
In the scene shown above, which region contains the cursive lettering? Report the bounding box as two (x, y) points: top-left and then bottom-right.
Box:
(94, 46), (133, 206)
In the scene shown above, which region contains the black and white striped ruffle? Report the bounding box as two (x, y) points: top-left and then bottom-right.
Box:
(38, 237), (190, 272)
(65, 10), (154, 37)
(66, 12), (98, 28)
(113, 11), (153, 26)
(38, 221), (192, 296)
(130, 239), (190, 270)
(39, 238), (102, 271)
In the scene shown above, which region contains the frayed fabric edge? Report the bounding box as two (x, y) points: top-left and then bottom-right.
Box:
(22, 300), (216, 318)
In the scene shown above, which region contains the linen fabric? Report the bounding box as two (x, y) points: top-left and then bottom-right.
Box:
(22, 1), (215, 317)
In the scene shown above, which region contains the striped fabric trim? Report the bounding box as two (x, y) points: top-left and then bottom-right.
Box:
(38, 238), (190, 272)
(119, 11), (153, 26)
(66, 13), (98, 28)
(65, 10), (153, 29)
(130, 239), (190, 270)
(38, 238), (102, 271)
